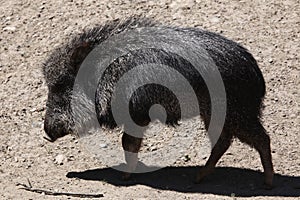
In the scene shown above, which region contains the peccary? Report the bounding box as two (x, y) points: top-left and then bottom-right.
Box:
(43, 17), (274, 188)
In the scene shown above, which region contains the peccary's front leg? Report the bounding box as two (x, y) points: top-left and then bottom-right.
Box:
(121, 132), (143, 180)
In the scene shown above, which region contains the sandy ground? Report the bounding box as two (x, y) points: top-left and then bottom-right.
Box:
(0, 0), (299, 199)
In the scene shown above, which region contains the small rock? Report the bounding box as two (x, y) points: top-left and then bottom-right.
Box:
(210, 16), (220, 23)
(68, 155), (75, 161)
(99, 143), (107, 148)
(54, 154), (64, 165)
(3, 26), (16, 31)
(31, 122), (42, 128)
(169, 0), (195, 10)
(30, 108), (37, 112)
(150, 146), (157, 151)
(181, 154), (191, 162)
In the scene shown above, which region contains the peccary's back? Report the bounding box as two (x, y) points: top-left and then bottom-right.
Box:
(94, 26), (266, 128)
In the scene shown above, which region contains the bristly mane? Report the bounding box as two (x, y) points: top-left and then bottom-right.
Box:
(42, 16), (157, 87)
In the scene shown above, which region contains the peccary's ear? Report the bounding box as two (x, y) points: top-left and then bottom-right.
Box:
(70, 41), (93, 71)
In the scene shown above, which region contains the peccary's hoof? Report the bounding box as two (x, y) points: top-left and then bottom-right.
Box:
(193, 178), (202, 184)
(263, 173), (274, 190)
(194, 175), (207, 184)
(194, 167), (214, 184)
(263, 182), (273, 190)
(121, 172), (132, 181)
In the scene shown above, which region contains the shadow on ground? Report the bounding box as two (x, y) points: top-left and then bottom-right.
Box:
(67, 164), (300, 197)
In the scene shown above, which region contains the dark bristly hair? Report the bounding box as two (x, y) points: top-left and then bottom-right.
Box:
(42, 16), (273, 187)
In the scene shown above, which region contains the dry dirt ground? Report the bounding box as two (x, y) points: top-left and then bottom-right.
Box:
(0, 0), (299, 199)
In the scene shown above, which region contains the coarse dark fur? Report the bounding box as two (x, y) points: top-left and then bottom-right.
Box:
(43, 16), (274, 187)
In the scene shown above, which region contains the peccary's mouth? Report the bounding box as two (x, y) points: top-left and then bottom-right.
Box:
(43, 134), (55, 142)
(43, 116), (72, 142)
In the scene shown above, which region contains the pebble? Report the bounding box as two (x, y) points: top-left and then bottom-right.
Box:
(290, 114), (296, 118)
(210, 16), (220, 23)
(3, 26), (16, 31)
(54, 154), (64, 165)
(150, 146), (157, 151)
(31, 121), (43, 128)
(99, 143), (107, 148)
(181, 154), (191, 162)
(30, 108), (37, 112)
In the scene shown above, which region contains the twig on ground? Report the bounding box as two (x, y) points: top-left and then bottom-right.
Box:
(16, 181), (104, 198)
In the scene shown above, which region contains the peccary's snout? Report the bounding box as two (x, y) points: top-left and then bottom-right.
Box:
(44, 111), (70, 142)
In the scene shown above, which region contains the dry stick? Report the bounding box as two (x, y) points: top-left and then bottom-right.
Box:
(16, 180), (104, 198)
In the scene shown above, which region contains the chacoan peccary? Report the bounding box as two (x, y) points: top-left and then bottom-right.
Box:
(43, 17), (274, 188)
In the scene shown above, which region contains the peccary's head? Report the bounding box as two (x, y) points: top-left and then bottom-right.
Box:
(42, 17), (156, 142)
(43, 40), (94, 142)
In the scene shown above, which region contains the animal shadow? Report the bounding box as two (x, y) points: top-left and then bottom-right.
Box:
(67, 164), (300, 197)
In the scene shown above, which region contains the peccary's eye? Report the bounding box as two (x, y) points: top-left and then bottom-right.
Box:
(51, 75), (73, 93)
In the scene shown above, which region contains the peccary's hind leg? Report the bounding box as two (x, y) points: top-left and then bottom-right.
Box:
(121, 132), (143, 180)
(236, 121), (274, 188)
(196, 115), (233, 183)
